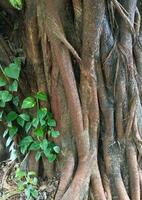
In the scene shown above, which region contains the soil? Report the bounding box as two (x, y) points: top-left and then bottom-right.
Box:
(0, 160), (59, 200)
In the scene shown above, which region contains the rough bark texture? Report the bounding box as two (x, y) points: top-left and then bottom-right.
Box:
(1, 0), (142, 199)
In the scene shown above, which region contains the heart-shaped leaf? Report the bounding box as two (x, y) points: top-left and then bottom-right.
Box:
(34, 128), (44, 137)
(9, 80), (18, 92)
(22, 97), (36, 109)
(36, 91), (47, 101)
(7, 111), (18, 121)
(51, 130), (60, 138)
(0, 78), (7, 87)
(35, 151), (42, 161)
(19, 113), (30, 121)
(0, 91), (13, 102)
(4, 63), (20, 80)
(53, 146), (60, 154)
(17, 117), (25, 127)
(9, 126), (18, 137)
(19, 136), (33, 154)
(47, 119), (56, 127)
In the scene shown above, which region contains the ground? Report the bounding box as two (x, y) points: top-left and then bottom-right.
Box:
(0, 160), (59, 200)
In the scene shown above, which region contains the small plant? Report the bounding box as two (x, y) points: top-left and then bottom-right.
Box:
(15, 168), (38, 200)
(0, 57), (61, 198)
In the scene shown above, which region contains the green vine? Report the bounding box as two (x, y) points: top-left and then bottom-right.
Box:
(0, 57), (60, 163)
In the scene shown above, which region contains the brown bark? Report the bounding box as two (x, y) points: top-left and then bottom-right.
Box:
(1, 0), (142, 199)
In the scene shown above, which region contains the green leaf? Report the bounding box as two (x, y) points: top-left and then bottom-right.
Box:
(44, 148), (51, 158)
(35, 151), (42, 161)
(7, 121), (12, 127)
(25, 122), (32, 133)
(7, 111), (18, 121)
(28, 171), (36, 176)
(12, 96), (20, 106)
(47, 119), (56, 127)
(4, 63), (20, 79)
(0, 91), (13, 102)
(40, 139), (48, 151)
(0, 100), (5, 107)
(51, 130), (60, 138)
(32, 177), (38, 185)
(46, 111), (53, 119)
(19, 113), (30, 121)
(19, 136), (33, 146)
(9, 80), (18, 92)
(53, 146), (60, 154)
(17, 116), (25, 127)
(9, 142), (14, 152)
(34, 128), (44, 137)
(32, 118), (39, 128)
(9, 0), (23, 10)
(37, 108), (47, 120)
(0, 111), (3, 119)
(31, 190), (38, 199)
(19, 136), (33, 154)
(9, 126), (18, 137)
(10, 148), (17, 161)
(20, 145), (28, 155)
(31, 189), (38, 198)
(0, 78), (7, 87)
(18, 183), (25, 191)
(3, 129), (8, 138)
(6, 136), (12, 147)
(40, 119), (46, 126)
(22, 97), (36, 109)
(36, 91), (47, 101)
(16, 168), (26, 179)
(47, 153), (57, 163)
(14, 57), (22, 66)
(25, 187), (31, 200)
(29, 141), (40, 151)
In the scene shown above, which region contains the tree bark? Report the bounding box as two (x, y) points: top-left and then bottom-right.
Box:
(1, 0), (142, 199)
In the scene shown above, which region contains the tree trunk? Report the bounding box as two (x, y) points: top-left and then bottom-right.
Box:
(1, 0), (142, 199)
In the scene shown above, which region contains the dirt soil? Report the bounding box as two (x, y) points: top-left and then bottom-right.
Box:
(0, 160), (59, 200)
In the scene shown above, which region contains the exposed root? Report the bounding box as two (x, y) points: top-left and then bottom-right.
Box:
(101, 172), (112, 200)
(133, 116), (142, 163)
(114, 175), (130, 200)
(61, 154), (94, 200)
(125, 96), (137, 138)
(91, 161), (107, 200)
(127, 144), (140, 200)
(55, 154), (75, 200)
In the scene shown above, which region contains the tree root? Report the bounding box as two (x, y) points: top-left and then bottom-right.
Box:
(127, 144), (140, 200)
(55, 153), (75, 200)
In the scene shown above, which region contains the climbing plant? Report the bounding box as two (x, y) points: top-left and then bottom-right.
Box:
(0, 57), (60, 163)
